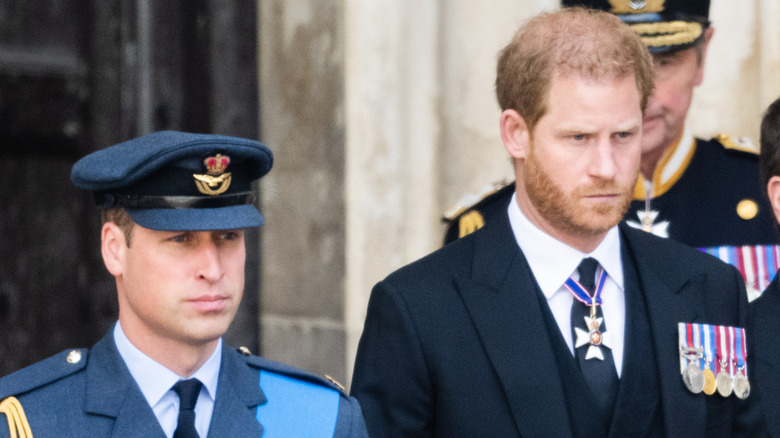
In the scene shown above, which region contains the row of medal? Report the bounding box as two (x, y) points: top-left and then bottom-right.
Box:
(677, 323), (750, 399)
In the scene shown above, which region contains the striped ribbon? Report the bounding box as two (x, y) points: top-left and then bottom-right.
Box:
(698, 245), (780, 294)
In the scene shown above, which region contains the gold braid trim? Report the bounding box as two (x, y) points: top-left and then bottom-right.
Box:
(629, 21), (703, 48)
(458, 211), (485, 238)
(0, 397), (33, 438)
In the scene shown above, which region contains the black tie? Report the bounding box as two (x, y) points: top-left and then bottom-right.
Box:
(172, 379), (202, 438)
(570, 258), (619, 423)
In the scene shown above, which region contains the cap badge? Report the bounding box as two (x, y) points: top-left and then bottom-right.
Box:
(193, 154), (232, 195)
(609, 0), (665, 14)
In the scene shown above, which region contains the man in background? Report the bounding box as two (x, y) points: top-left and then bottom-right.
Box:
(750, 96), (780, 436)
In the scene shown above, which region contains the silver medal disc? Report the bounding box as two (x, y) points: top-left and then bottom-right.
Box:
(716, 371), (733, 397)
(682, 363), (704, 394)
(733, 374), (750, 399)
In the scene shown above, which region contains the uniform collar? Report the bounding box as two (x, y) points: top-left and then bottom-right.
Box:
(113, 322), (221, 408)
(634, 127), (696, 199)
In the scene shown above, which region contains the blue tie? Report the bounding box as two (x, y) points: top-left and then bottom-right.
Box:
(172, 379), (202, 438)
(570, 258), (619, 423)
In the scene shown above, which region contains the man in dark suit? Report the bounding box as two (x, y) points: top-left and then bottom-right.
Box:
(443, 0), (779, 302)
(0, 131), (368, 437)
(751, 96), (780, 436)
(352, 8), (759, 437)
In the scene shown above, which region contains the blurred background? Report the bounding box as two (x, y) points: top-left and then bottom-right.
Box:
(0, 0), (777, 387)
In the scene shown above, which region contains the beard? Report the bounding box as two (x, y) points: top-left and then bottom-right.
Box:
(523, 148), (634, 237)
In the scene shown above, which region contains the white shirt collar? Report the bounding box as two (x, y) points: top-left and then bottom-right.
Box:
(507, 192), (624, 297)
(113, 322), (221, 407)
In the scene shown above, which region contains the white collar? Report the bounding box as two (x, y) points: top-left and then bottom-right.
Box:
(507, 192), (624, 298)
(113, 322), (221, 408)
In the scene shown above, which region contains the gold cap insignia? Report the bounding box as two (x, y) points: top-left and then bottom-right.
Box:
(193, 154), (232, 195)
(609, 0), (665, 14)
(66, 350), (82, 364)
(737, 199), (759, 220)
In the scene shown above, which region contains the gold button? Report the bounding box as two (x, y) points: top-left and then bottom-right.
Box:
(66, 350), (82, 364)
(737, 199), (758, 220)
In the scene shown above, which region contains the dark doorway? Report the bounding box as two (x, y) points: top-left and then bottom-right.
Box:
(0, 0), (260, 376)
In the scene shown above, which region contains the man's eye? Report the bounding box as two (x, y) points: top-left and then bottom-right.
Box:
(170, 233), (190, 243)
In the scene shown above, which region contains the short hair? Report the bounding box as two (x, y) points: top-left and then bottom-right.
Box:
(496, 7), (654, 133)
(101, 208), (135, 246)
(760, 96), (780, 192)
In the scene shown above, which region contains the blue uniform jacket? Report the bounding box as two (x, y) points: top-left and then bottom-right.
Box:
(0, 330), (368, 437)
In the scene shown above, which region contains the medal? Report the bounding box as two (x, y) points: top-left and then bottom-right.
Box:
(566, 270), (611, 361)
(682, 355), (704, 394)
(702, 324), (717, 395)
(716, 325), (733, 397)
(733, 327), (751, 399)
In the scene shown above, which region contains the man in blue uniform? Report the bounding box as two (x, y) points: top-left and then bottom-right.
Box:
(0, 131), (368, 437)
(750, 96), (780, 436)
(443, 0), (779, 300)
(354, 8), (761, 437)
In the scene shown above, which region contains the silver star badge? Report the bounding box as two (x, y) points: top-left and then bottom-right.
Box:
(626, 209), (669, 238)
(574, 315), (613, 361)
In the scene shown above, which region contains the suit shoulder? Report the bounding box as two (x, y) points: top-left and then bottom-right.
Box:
(230, 347), (349, 397)
(0, 348), (88, 400)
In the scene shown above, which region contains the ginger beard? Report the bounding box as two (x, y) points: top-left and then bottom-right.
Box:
(523, 142), (635, 237)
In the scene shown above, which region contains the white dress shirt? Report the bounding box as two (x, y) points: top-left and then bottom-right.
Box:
(507, 194), (626, 376)
(114, 322), (221, 438)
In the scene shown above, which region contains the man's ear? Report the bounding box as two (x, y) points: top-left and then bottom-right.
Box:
(500, 109), (531, 160)
(767, 176), (780, 226)
(101, 222), (126, 277)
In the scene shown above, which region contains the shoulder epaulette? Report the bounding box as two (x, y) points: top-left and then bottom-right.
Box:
(443, 178), (515, 221)
(236, 347), (347, 397)
(715, 133), (758, 155)
(0, 349), (88, 399)
(0, 397), (32, 438)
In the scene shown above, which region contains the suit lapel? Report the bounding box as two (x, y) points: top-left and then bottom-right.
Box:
(83, 332), (166, 438)
(456, 214), (573, 437)
(620, 225), (705, 437)
(207, 347), (265, 437)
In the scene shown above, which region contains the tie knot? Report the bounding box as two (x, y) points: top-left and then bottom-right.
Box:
(577, 257), (599, 293)
(172, 379), (202, 411)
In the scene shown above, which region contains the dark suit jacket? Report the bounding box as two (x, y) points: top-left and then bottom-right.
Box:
(0, 329), (368, 437)
(752, 275), (780, 436)
(352, 212), (760, 437)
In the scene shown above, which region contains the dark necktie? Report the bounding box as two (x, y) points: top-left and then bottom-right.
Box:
(570, 258), (619, 423)
(172, 379), (203, 438)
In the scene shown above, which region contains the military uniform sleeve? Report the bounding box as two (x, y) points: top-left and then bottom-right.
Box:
(351, 280), (434, 438)
(332, 394), (369, 438)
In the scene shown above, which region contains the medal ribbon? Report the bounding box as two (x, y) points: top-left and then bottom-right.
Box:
(699, 245), (780, 292)
(715, 325), (723, 374)
(704, 324), (715, 373)
(564, 270), (607, 306)
(737, 327), (748, 377)
(729, 326), (737, 377)
(718, 325), (731, 376)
